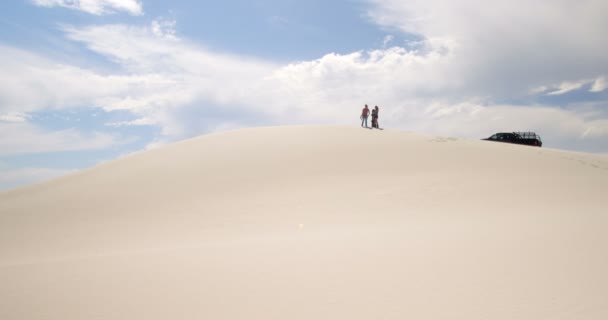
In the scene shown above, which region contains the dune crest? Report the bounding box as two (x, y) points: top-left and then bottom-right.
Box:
(1, 126), (607, 319)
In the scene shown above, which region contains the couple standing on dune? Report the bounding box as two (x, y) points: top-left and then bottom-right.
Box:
(360, 104), (380, 129)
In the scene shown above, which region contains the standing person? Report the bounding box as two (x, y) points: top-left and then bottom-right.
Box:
(360, 105), (370, 127)
(374, 106), (380, 129)
(371, 106), (378, 128)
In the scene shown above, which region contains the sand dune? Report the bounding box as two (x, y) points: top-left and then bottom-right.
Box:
(1, 125), (607, 319)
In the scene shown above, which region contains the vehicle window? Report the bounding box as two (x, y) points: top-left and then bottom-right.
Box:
(490, 134), (498, 140)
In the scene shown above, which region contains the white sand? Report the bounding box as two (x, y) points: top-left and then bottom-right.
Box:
(1, 125), (607, 319)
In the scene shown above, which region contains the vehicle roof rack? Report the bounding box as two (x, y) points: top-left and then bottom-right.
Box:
(513, 132), (541, 140)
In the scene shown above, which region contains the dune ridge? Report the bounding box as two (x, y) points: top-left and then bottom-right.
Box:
(1, 125), (607, 319)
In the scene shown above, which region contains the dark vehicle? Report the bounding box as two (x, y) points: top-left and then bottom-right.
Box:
(483, 132), (542, 147)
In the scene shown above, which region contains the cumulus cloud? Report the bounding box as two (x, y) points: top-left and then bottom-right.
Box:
(3, 1), (608, 154)
(31, 0), (143, 15)
(61, 22), (279, 137)
(0, 45), (179, 116)
(365, 0), (608, 99)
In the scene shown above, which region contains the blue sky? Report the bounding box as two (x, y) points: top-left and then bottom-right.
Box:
(1, 0), (607, 191)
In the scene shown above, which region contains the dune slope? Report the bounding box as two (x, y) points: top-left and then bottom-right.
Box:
(1, 126), (607, 319)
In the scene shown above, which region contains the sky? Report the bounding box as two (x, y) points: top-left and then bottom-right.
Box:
(1, 0), (607, 191)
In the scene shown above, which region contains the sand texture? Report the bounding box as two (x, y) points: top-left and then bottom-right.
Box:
(1, 126), (607, 319)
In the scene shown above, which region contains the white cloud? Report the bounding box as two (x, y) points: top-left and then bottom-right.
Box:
(531, 76), (607, 95)
(546, 80), (588, 96)
(31, 0), (143, 15)
(0, 45), (179, 115)
(590, 76), (607, 93)
(365, 0), (608, 99)
(151, 18), (177, 39)
(0, 122), (131, 156)
(0, 112), (30, 123)
(61, 22), (279, 137)
(529, 86), (549, 95)
(105, 117), (156, 127)
(52, 19), (608, 148)
(5, 0), (607, 191)
(253, 44), (608, 151)
(383, 35), (394, 47)
(3, 2), (608, 154)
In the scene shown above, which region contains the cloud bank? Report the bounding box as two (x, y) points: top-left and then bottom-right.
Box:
(4, 1), (608, 155)
(366, 0), (608, 99)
